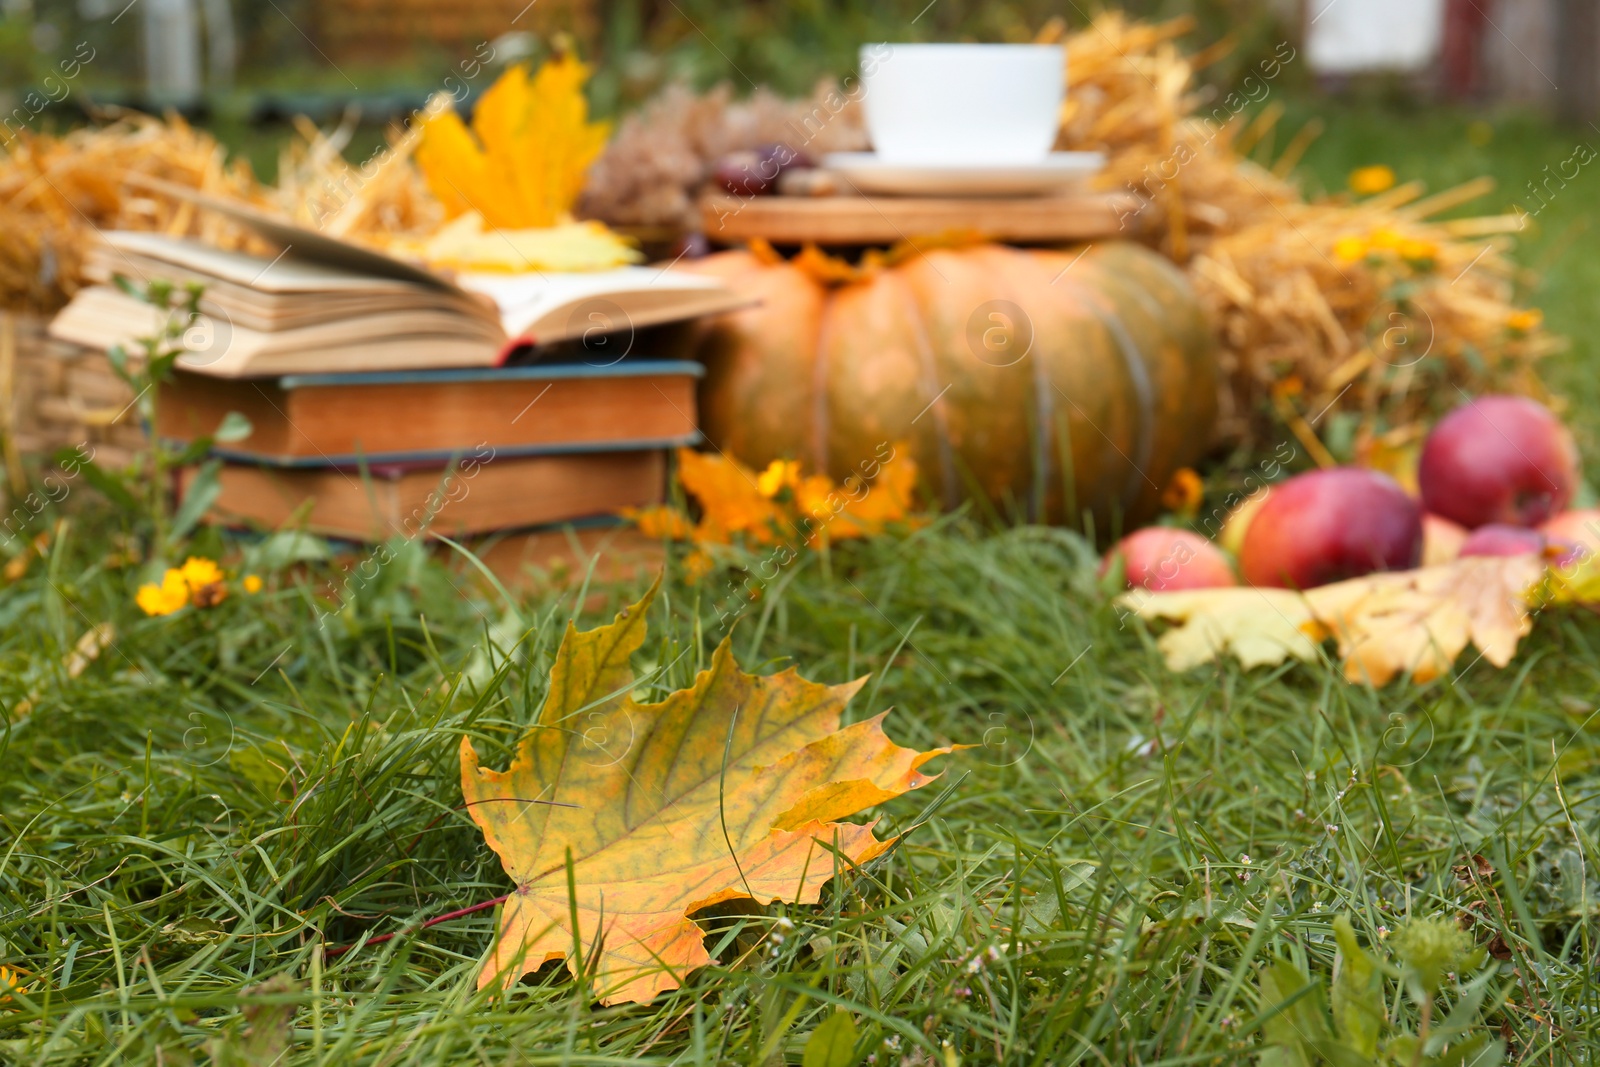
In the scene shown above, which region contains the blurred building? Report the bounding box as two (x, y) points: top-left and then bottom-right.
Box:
(311, 0), (592, 64)
(1304, 0), (1589, 118)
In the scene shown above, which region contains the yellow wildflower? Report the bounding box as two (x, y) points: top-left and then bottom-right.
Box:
(1332, 235), (1367, 263)
(756, 459), (801, 498)
(136, 569), (190, 616)
(1348, 165), (1396, 195)
(1, 963), (31, 1005)
(243, 574), (264, 594)
(178, 557), (223, 591)
(173, 556), (227, 609)
(1367, 227), (1404, 250)
(1397, 237), (1439, 265)
(1506, 308), (1543, 332)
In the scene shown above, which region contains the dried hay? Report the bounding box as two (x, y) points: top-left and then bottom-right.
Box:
(0, 109), (439, 312)
(1044, 11), (1552, 445)
(0, 112), (266, 311)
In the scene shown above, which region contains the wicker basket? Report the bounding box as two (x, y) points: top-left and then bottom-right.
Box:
(0, 310), (145, 478)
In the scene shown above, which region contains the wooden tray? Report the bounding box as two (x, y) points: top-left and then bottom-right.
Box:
(700, 190), (1145, 246)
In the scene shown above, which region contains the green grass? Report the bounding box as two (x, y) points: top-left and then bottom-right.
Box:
(4, 98), (1600, 1065)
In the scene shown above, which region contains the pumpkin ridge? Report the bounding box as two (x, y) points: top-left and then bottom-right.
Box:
(810, 273), (835, 474)
(984, 247), (1057, 523)
(1081, 287), (1159, 510)
(893, 266), (959, 509)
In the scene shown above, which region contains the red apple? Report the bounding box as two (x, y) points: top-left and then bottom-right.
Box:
(1458, 523), (1546, 558)
(1418, 395), (1580, 528)
(1100, 527), (1236, 591)
(1240, 468), (1422, 588)
(1421, 513), (1468, 565)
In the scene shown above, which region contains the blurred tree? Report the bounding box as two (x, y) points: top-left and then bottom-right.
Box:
(586, 0), (1299, 113)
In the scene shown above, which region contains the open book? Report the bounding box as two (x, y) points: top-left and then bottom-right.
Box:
(48, 181), (747, 378)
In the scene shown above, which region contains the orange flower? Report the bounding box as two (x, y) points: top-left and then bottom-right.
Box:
(682, 548), (714, 584)
(624, 505), (693, 540)
(1348, 165), (1396, 195)
(1161, 468), (1204, 518)
(1506, 308), (1543, 333)
(756, 459), (801, 498)
(243, 574), (264, 594)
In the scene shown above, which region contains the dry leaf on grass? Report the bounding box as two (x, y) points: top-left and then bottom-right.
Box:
(1118, 587), (1320, 671)
(460, 580), (950, 1004)
(1120, 554), (1548, 684)
(1305, 554), (1545, 685)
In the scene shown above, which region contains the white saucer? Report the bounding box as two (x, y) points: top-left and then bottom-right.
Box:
(821, 151), (1106, 197)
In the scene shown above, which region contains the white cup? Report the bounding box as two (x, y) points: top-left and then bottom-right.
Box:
(859, 43), (1065, 166)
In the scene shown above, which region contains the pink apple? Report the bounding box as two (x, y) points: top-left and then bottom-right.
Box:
(1240, 468), (1422, 588)
(1418, 395), (1580, 528)
(1540, 508), (1600, 557)
(1100, 527), (1236, 591)
(1528, 512), (1590, 571)
(1421, 513), (1468, 566)
(1458, 523), (1546, 558)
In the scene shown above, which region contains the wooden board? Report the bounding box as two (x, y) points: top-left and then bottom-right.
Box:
(700, 190), (1145, 246)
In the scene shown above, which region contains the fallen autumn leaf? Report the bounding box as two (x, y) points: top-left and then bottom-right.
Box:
(460, 580), (950, 1004)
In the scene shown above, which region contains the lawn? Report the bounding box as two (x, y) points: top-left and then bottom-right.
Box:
(3, 97), (1600, 1065)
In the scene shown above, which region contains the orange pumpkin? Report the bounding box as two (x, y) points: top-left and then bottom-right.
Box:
(686, 242), (1218, 528)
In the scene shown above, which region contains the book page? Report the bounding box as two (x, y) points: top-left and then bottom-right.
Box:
(456, 267), (734, 341)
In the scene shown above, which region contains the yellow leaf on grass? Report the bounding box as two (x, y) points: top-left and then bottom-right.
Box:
(416, 56), (611, 230)
(1117, 587), (1321, 671)
(461, 581), (949, 1004)
(1304, 555), (1544, 685)
(1122, 555), (1548, 685)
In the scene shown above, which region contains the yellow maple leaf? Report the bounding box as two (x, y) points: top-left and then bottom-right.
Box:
(1117, 586), (1322, 672)
(1304, 555), (1544, 685)
(416, 56), (611, 230)
(1120, 554), (1548, 685)
(460, 580), (950, 1004)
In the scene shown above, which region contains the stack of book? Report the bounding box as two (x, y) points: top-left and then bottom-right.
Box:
(49, 190), (746, 541)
